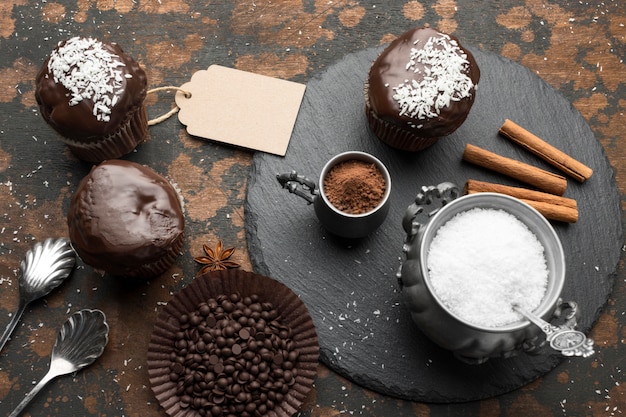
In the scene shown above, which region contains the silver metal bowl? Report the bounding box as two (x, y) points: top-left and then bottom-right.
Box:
(398, 184), (566, 363)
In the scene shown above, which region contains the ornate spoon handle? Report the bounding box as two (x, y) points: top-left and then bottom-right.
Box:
(7, 368), (57, 417)
(513, 304), (595, 358)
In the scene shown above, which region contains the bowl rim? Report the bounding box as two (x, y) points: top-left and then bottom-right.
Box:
(318, 150), (392, 218)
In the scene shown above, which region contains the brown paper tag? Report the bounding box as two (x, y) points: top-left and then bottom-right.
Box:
(175, 65), (306, 156)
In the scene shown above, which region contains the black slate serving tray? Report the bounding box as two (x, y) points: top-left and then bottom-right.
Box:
(244, 46), (622, 402)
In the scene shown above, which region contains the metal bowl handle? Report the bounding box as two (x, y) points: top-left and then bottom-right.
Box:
(522, 299), (595, 358)
(276, 171), (319, 204)
(401, 182), (460, 240)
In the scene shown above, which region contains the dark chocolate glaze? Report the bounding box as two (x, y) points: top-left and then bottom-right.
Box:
(35, 38), (147, 143)
(67, 160), (184, 277)
(367, 27), (480, 139)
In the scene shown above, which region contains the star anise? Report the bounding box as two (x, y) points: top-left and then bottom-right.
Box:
(194, 240), (240, 274)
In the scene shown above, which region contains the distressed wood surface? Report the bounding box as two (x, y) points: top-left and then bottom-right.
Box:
(0, 1), (624, 416)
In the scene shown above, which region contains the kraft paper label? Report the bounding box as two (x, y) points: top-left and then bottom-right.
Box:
(175, 65), (306, 156)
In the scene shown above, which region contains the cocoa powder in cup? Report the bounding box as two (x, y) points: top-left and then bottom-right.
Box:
(322, 159), (386, 214)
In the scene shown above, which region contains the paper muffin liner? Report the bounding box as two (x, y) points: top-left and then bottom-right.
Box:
(63, 103), (149, 163)
(147, 269), (320, 417)
(123, 230), (184, 279)
(363, 84), (441, 152)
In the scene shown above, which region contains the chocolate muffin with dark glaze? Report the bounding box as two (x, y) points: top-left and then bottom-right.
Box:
(68, 160), (184, 279)
(366, 27), (480, 151)
(36, 37), (148, 163)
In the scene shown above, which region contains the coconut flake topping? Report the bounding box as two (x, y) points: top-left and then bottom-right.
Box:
(47, 37), (128, 122)
(392, 34), (474, 121)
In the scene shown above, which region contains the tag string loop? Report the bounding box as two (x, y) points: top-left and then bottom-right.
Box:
(146, 86), (191, 126)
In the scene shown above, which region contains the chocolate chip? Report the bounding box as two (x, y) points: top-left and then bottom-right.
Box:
(171, 362), (184, 375)
(198, 303), (211, 316)
(217, 377), (229, 389)
(221, 346), (233, 358)
(216, 336), (227, 348)
(202, 333), (213, 344)
(223, 325), (236, 338)
(206, 316), (217, 327)
(224, 363), (236, 375)
(236, 391), (247, 403)
(272, 353), (284, 365)
(213, 362), (225, 374)
(283, 370), (294, 384)
(190, 312), (202, 326)
(238, 328), (250, 340)
(245, 401), (256, 413)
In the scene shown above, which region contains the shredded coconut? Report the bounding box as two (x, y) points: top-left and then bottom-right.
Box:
(47, 37), (127, 122)
(392, 34), (474, 120)
(427, 208), (549, 328)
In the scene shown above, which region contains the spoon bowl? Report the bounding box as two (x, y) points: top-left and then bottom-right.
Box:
(0, 237), (76, 353)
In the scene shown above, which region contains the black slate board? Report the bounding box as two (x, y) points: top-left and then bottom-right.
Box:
(244, 46), (622, 402)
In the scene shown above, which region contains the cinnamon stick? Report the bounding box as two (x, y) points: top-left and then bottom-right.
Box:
(462, 143), (568, 196)
(464, 179), (578, 223)
(499, 119), (593, 182)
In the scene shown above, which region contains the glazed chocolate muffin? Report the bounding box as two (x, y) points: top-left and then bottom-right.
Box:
(365, 27), (480, 151)
(35, 37), (148, 163)
(67, 160), (184, 278)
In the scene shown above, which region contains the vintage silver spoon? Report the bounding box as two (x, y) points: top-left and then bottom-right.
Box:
(513, 303), (595, 358)
(0, 237), (76, 353)
(8, 309), (109, 417)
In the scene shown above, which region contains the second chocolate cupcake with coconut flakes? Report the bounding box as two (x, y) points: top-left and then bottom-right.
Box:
(365, 27), (480, 152)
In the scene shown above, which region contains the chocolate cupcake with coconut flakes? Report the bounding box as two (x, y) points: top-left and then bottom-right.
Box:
(365, 27), (480, 152)
(35, 36), (148, 163)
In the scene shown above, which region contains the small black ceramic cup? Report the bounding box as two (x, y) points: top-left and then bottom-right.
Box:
(277, 151), (391, 239)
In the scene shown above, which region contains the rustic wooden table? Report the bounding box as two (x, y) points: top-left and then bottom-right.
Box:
(0, 1), (624, 416)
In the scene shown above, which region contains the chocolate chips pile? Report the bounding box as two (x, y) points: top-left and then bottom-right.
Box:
(168, 292), (300, 416)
